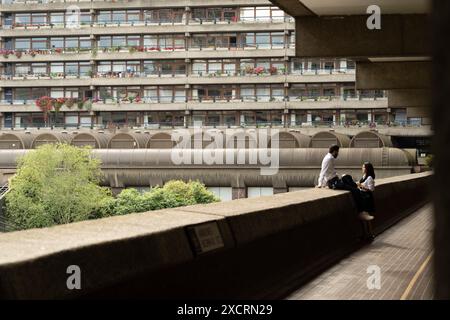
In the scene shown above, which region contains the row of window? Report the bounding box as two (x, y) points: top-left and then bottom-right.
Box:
(4, 109), (403, 129)
(3, 7), (288, 26)
(1, 59), (355, 77)
(3, 85), (383, 102)
(4, 32), (293, 50)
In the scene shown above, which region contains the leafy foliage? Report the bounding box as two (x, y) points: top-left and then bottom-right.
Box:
(5, 144), (219, 231)
(98, 180), (219, 216)
(5, 144), (111, 231)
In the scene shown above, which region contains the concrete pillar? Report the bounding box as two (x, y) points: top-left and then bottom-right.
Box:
(290, 113), (296, 126)
(273, 187), (288, 194)
(432, 0), (450, 299)
(306, 112), (312, 125)
(232, 187), (247, 200)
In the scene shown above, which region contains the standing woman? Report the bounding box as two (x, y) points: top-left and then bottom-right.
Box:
(357, 162), (376, 221)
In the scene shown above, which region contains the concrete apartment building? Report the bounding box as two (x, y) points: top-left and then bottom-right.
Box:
(0, 0), (406, 130)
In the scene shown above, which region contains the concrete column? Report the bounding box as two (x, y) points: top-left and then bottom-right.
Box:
(306, 112), (312, 125)
(433, 0), (450, 299)
(273, 187), (288, 194)
(232, 187), (246, 200)
(290, 113), (296, 126)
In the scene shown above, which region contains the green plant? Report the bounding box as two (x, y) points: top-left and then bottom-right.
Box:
(77, 100), (84, 109)
(98, 180), (219, 216)
(5, 144), (112, 231)
(425, 154), (434, 168)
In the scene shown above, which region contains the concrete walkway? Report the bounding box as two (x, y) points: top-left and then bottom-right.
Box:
(286, 204), (434, 300)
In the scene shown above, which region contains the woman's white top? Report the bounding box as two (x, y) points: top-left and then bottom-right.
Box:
(361, 175), (375, 192)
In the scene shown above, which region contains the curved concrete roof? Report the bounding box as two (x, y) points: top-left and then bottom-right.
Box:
(0, 132), (35, 149)
(31, 132), (72, 148)
(350, 131), (393, 148)
(71, 132), (112, 149)
(107, 132), (151, 149)
(310, 131), (351, 148)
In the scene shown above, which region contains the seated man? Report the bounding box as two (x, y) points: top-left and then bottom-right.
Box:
(317, 144), (341, 189)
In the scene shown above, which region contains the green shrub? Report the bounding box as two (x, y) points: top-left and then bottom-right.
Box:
(5, 144), (112, 231)
(102, 180), (220, 216)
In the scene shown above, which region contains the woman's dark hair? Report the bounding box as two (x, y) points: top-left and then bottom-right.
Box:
(363, 162), (376, 180)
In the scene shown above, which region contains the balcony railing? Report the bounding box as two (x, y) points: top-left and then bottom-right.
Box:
(0, 120), (425, 131)
(0, 94), (387, 106)
(3, 16), (295, 29)
(0, 67), (358, 80)
(0, 43), (295, 59)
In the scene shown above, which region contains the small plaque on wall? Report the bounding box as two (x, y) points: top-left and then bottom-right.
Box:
(186, 221), (225, 255)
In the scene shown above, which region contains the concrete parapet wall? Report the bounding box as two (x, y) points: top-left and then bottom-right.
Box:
(0, 172), (431, 299)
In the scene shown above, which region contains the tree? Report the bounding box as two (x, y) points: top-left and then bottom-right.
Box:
(5, 144), (112, 231)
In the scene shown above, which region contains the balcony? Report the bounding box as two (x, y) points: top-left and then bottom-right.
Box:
(0, 68), (356, 87)
(0, 45), (296, 62)
(0, 94), (388, 113)
(1, 17), (294, 37)
(0, 0), (275, 11)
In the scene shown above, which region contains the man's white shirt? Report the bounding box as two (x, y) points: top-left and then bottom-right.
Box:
(318, 153), (337, 187)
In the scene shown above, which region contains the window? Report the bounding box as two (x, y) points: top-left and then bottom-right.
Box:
(240, 7), (255, 21)
(31, 38), (47, 50)
(15, 13), (30, 26)
(255, 7), (271, 21)
(66, 37), (79, 49)
(143, 60), (157, 75)
(112, 36), (126, 47)
(50, 88), (64, 98)
(127, 10), (140, 23)
(32, 63), (47, 75)
(50, 62), (64, 74)
(98, 11), (111, 23)
(79, 37), (91, 49)
(112, 11), (126, 23)
(15, 64), (31, 76)
(98, 62), (112, 74)
(50, 37), (64, 49)
(98, 37), (111, 48)
(79, 62), (91, 76)
(32, 13), (47, 25)
(15, 38), (30, 50)
(192, 60), (207, 74)
(256, 85), (270, 101)
(50, 13), (64, 25)
(241, 85), (255, 100)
